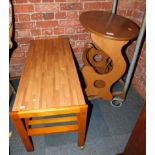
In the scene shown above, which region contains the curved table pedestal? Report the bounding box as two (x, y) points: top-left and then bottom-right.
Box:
(82, 33), (128, 100)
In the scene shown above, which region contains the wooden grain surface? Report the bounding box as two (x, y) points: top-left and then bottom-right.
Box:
(12, 38), (86, 112)
(80, 11), (139, 41)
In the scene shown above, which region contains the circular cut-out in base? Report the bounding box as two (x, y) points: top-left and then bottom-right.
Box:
(94, 80), (105, 88)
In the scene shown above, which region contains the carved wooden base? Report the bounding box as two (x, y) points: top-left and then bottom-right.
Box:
(82, 33), (128, 100)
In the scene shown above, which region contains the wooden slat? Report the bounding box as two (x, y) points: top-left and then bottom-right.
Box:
(28, 116), (77, 125)
(12, 38), (86, 112)
(24, 118), (30, 130)
(15, 105), (83, 118)
(28, 124), (78, 136)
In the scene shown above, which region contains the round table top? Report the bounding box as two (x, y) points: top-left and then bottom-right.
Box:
(79, 11), (139, 41)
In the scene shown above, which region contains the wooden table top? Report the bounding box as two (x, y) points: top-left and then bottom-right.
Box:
(12, 38), (86, 112)
(79, 11), (139, 41)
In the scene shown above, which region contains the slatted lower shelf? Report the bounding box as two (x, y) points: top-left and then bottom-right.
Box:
(28, 116), (78, 125)
(28, 124), (78, 136)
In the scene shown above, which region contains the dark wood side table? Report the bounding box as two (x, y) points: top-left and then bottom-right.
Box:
(79, 11), (139, 101)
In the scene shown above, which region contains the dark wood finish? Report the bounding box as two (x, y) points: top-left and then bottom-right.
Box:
(80, 11), (139, 41)
(117, 103), (146, 155)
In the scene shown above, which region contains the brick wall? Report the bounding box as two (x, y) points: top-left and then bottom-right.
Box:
(10, 0), (146, 98)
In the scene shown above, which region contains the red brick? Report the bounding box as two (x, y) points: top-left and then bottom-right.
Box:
(9, 64), (24, 77)
(126, 9), (133, 17)
(36, 21), (58, 28)
(14, 5), (34, 13)
(118, 1), (135, 9)
(101, 2), (112, 10)
(76, 26), (87, 33)
(80, 0), (102, 1)
(132, 10), (144, 21)
(55, 12), (66, 19)
(60, 3), (82, 10)
(22, 45), (30, 52)
(66, 0), (79, 2)
(43, 13), (54, 20)
(78, 34), (90, 40)
(29, 0), (41, 2)
(15, 0), (28, 3)
(34, 4), (59, 12)
(65, 27), (75, 34)
(67, 35), (78, 41)
(84, 2), (102, 10)
(15, 38), (31, 44)
(66, 12), (78, 19)
(17, 30), (31, 38)
(117, 10), (127, 17)
(42, 29), (53, 35)
(69, 41), (75, 47)
(12, 52), (25, 58)
(54, 28), (65, 35)
(18, 14), (31, 21)
(135, 2), (146, 11)
(31, 29), (42, 36)
(55, 0), (66, 2)
(12, 46), (23, 53)
(15, 22), (35, 29)
(76, 40), (86, 47)
(73, 47), (83, 53)
(10, 58), (26, 64)
(59, 20), (80, 26)
(31, 13), (43, 20)
(42, 0), (54, 2)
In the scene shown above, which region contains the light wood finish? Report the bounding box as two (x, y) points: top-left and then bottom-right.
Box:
(28, 124), (78, 136)
(80, 11), (139, 101)
(79, 11), (139, 41)
(15, 106), (81, 118)
(82, 34), (128, 100)
(28, 116), (77, 125)
(10, 38), (88, 152)
(77, 106), (87, 147)
(10, 112), (34, 152)
(82, 43), (112, 74)
(12, 38), (85, 112)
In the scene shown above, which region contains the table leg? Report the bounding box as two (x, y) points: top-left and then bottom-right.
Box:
(77, 105), (88, 147)
(10, 112), (34, 152)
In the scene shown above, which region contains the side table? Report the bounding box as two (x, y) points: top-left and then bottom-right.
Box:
(79, 11), (139, 100)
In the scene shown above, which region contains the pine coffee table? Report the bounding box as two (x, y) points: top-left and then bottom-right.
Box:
(10, 38), (88, 152)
